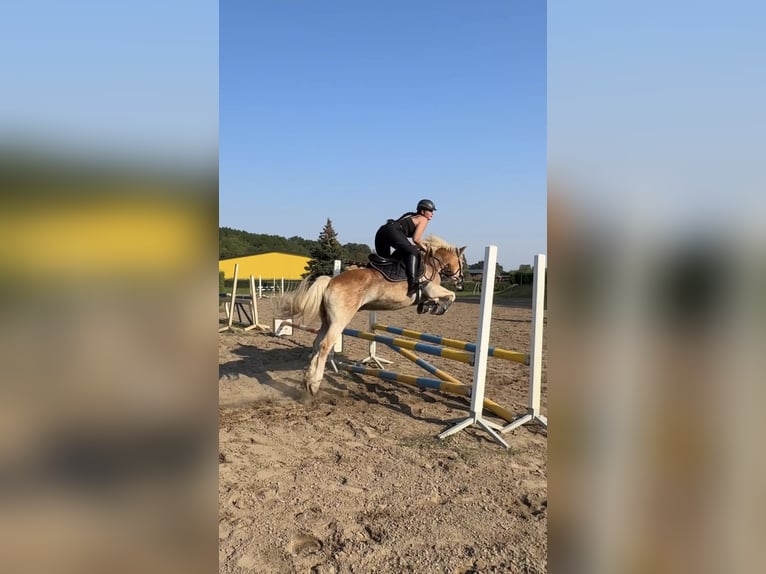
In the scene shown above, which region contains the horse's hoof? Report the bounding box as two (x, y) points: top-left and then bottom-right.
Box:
(306, 381), (321, 396)
(432, 302), (451, 315)
(418, 299), (437, 314)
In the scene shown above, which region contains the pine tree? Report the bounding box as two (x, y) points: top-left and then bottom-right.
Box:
(303, 218), (343, 278)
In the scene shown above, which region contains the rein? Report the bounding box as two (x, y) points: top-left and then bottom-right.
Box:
(422, 249), (463, 285)
(421, 253), (440, 283)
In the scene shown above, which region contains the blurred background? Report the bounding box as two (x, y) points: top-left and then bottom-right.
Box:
(0, 2), (218, 573)
(2, 1), (765, 573)
(549, 1), (766, 573)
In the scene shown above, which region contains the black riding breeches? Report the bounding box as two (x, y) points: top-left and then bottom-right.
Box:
(374, 223), (418, 259)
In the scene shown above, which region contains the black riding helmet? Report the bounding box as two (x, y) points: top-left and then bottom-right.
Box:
(417, 199), (436, 212)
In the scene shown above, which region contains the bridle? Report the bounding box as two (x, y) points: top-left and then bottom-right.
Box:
(423, 248), (465, 291)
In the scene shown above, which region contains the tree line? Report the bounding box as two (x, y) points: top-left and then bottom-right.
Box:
(221, 220), (536, 282)
(220, 224), (372, 268)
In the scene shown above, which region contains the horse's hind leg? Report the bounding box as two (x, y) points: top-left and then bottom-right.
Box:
(305, 318), (347, 396)
(305, 350), (324, 396)
(304, 302), (338, 395)
(304, 333), (330, 396)
(310, 319), (329, 357)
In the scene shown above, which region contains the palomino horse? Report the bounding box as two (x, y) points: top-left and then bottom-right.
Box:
(278, 235), (466, 396)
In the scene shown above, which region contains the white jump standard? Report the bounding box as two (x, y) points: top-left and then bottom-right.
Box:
(275, 246), (547, 448)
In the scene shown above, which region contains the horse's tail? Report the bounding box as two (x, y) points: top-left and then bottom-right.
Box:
(276, 275), (331, 325)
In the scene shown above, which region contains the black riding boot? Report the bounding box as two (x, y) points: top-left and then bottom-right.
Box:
(405, 254), (419, 298)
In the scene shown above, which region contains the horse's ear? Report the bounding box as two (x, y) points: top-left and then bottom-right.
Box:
(458, 246), (467, 256)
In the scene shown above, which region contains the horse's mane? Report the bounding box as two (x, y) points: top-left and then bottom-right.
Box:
(422, 235), (456, 251)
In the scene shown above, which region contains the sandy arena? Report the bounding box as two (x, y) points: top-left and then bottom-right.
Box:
(219, 295), (547, 573)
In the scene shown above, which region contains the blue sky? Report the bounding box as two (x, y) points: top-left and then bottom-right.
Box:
(220, 0), (546, 270)
(1, 1), (218, 167)
(549, 1), (765, 228)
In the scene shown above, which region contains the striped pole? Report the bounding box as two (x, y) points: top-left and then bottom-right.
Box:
(340, 364), (517, 424)
(342, 364), (466, 395)
(384, 347), (518, 423)
(387, 345), (464, 386)
(342, 328), (474, 365)
(372, 323), (528, 365)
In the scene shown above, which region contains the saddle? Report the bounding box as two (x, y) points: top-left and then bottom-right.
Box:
(368, 252), (441, 314)
(367, 253), (423, 283)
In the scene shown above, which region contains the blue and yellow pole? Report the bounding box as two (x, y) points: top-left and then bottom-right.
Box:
(388, 344), (464, 386)
(339, 363), (517, 423)
(372, 323), (528, 365)
(342, 328), (474, 365)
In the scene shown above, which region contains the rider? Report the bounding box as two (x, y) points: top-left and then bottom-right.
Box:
(374, 199), (436, 298)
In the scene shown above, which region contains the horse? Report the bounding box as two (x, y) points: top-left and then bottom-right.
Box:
(278, 235), (467, 396)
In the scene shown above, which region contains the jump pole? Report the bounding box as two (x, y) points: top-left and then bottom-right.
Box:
(439, 245), (510, 448)
(387, 344), (464, 386)
(502, 253), (547, 432)
(371, 323), (529, 365)
(369, 344), (519, 424)
(340, 364), (467, 396)
(341, 329), (474, 364)
(339, 328), (520, 423)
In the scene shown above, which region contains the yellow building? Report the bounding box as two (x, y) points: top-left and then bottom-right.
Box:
(218, 252), (310, 280)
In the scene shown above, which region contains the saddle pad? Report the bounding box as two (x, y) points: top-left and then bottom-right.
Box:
(367, 254), (407, 282)
(366, 253), (425, 283)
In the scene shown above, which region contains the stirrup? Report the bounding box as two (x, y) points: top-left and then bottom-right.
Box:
(409, 281), (427, 303)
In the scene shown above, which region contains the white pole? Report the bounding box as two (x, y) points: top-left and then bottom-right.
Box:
(249, 274), (258, 326)
(258, 275), (263, 299)
(332, 260), (343, 353)
(503, 253), (547, 432)
(439, 246), (509, 448)
(529, 254), (546, 419)
(243, 275), (260, 331)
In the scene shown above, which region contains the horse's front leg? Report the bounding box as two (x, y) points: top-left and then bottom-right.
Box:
(420, 283), (456, 315)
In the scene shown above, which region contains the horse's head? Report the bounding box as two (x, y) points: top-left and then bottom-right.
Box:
(423, 236), (467, 291)
(439, 245), (466, 291)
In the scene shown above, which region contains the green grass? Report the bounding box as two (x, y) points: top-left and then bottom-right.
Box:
(455, 281), (536, 300)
